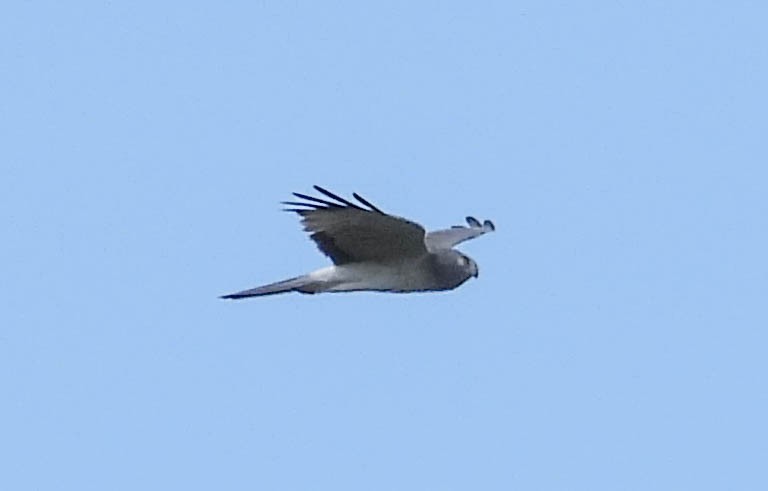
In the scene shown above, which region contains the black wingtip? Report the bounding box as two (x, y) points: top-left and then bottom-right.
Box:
(466, 216), (481, 228)
(282, 201), (324, 209)
(352, 192), (385, 214)
(312, 186), (365, 210)
(483, 219), (495, 231)
(291, 192), (343, 208)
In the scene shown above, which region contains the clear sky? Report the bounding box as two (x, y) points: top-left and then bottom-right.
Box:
(2, 1), (767, 490)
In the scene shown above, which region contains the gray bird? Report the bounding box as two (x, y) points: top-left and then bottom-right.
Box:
(221, 186), (495, 299)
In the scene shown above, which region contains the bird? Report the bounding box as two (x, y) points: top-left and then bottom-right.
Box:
(220, 186), (495, 299)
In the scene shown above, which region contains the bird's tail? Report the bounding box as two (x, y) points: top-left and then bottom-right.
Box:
(220, 275), (324, 299)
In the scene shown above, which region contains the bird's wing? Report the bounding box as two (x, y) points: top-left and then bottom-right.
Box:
(283, 186), (428, 265)
(425, 216), (495, 251)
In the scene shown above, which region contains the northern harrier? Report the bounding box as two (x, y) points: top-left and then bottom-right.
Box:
(221, 186), (494, 298)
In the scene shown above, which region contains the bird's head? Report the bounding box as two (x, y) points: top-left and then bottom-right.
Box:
(456, 253), (479, 278)
(448, 249), (479, 279)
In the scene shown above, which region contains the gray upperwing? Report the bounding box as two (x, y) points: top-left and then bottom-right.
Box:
(425, 216), (495, 251)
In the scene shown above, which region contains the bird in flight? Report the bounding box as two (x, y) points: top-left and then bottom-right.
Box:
(221, 186), (495, 299)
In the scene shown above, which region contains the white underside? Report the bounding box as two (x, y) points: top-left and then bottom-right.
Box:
(307, 262), (430, 292)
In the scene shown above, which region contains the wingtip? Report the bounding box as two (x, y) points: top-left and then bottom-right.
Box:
(352, 191), (385, 214)
(466, 216), (481, 228)
(483, 219), (495, 231)
(312, 186), (366, 210)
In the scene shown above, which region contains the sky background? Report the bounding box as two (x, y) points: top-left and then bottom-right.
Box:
(2, 1), (767, 489)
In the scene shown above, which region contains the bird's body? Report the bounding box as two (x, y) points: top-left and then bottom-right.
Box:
(221, 186), (494, 299)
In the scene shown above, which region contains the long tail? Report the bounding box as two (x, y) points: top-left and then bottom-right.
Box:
(220, 275), (318, 299)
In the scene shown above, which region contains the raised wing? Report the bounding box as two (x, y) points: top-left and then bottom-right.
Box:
(283, 186), (428, 265)
(425, 216), (495, 252)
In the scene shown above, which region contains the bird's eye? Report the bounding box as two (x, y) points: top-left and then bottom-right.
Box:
(457, 256), (467, 266)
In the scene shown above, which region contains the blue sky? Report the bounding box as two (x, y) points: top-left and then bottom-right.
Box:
(2, 1), (767, 489)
